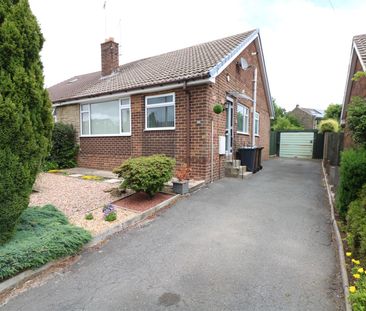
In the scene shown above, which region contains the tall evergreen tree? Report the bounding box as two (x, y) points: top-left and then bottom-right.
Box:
(0, 0), (53, 244)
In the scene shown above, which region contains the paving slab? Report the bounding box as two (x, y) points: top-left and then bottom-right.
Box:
(1, 158), (343, 311)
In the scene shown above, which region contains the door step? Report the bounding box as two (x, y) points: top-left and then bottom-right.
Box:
(224, 161), (251, 178)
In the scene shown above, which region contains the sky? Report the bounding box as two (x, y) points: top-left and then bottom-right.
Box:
(28, 0), (366, 111)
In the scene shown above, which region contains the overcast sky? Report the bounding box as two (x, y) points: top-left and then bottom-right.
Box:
(28, 0), (365, 111)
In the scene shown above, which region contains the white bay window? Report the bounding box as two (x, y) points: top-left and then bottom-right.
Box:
(80, 98), (131, 136)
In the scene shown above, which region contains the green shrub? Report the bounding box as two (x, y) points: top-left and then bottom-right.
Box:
(337, 148), (366, 218)
(0, 205), (91, 280)
(348, 96), (366, 146)
(105, 212), (117, 222)
(318, 119), (339, 133)
(0, 1), (53, 244)
(46, 123), (78, 169)
(114, 155), (175, 197)
(42, 160), (58, 172)
(346, 187), (366, 258)
(85, 213), (94, 220)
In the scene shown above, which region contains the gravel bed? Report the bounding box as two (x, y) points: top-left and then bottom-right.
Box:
(69, 207), (137, 236)
(30, 173), (122, 217)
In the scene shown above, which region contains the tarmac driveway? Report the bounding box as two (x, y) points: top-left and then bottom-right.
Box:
(1, 158), (343, 310)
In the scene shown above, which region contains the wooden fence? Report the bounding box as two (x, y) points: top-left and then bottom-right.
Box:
(323, 132), (344, 166)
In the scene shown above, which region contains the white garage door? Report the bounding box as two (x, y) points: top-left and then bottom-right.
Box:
(279, 132), (314, 159)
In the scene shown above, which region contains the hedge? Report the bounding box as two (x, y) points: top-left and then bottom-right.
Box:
(336, 148), (366, 218)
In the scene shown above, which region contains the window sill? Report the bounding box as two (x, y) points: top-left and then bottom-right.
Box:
(237, 131), (250, 136)
(255, 134), (260, 137)
(144, 127), (175, 131)
(80, 133), (131, 137)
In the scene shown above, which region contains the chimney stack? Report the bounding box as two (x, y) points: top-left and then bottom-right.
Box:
(101, 38), (119, 76)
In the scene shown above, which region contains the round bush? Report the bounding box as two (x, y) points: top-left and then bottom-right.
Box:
(213, 104), (224, 114)
(318, 119), (339, 133)
(113, 155), (175, 198)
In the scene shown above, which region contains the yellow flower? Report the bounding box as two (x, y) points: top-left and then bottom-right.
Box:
(358, 268), (364, 273)
(353, 273), (361, 279)
(346, 252), (352, 257)
(352, 259), (361, 265)
(349, 286), (356, 293)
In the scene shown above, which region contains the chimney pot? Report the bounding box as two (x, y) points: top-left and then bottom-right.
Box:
(101, 38), (119, 76)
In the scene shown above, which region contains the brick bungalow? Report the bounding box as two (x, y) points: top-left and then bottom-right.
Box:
(49, 29), (274, 182)
(288, 105), (324, 129)
(341, 34), (366, 149)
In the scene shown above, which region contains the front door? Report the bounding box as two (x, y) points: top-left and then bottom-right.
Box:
(225, 100), (234, 154)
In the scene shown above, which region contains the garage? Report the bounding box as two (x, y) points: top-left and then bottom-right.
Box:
(279, 132), (315, 159)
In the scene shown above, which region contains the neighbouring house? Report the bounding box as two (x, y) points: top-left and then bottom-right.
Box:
(341, 34), (366, 149)
(288, 105), (324, 129)
(49, 29), (274, 182)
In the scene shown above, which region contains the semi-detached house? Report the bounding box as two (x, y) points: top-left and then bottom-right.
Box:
(49, 29), (274, 182)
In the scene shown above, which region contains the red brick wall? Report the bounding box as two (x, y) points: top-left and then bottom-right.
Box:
(344, 58), (366, 149)
(207, 41), (271, 180)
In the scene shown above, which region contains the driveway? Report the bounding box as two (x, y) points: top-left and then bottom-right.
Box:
(1, 158), (343, 310)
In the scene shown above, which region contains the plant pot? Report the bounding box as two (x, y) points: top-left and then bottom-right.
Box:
(172, 180), (189, 194)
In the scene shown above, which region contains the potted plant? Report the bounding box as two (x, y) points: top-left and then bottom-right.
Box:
(213, 103), (224, 114)
(172, 164), (191, 194)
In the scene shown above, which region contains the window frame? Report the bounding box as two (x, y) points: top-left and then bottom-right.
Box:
(254, 112), (260, 136)
(237, 103), (249, 135)
(145, 93), (176, 131)
(80, 97), (131, 137)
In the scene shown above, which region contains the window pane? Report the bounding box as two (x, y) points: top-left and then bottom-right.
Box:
(237, 112), (243, 132)
(147, 106), (174, 128)
(166, 105), (174, 127)
(82, 112), (89, 135)
(147, 95), (174, 105)
(121, 108), (130, 133)
(90, 101), (119, 134)
(121, 98), (129, 106)
(244, 114), (249, 133)
(81, 104), (89, 112)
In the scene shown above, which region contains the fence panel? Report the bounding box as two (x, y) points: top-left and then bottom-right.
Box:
(323, 132), (344, 166)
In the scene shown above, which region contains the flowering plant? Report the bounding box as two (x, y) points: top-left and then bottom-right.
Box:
(103, 203), (117, 222)
(175, 164), (191, 182)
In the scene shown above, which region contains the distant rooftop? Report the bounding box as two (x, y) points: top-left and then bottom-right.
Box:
(295, 105), (324, 119)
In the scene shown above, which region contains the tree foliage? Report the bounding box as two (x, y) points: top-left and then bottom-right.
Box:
(348, 96), (366, 146)
(271, 99), (303, 130)
(318, 119), (339, 133)
(46, 123), (78, 169)
(0, 0), (53, 244)
(324, 103), (342, 121)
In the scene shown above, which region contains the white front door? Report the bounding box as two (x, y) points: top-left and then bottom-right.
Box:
(225, 100), (233, 154)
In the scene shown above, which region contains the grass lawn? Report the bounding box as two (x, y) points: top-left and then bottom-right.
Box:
(0, 205), (91, 281)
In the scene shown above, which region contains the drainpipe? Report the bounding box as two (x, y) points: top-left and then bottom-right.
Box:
(251, 67), (258, 147)
(184, 82), (191, 167)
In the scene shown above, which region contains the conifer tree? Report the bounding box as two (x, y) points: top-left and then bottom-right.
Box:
(0, 0), (53, 244)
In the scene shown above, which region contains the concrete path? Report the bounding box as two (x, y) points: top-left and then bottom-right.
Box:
(1, 158), (343, 311)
